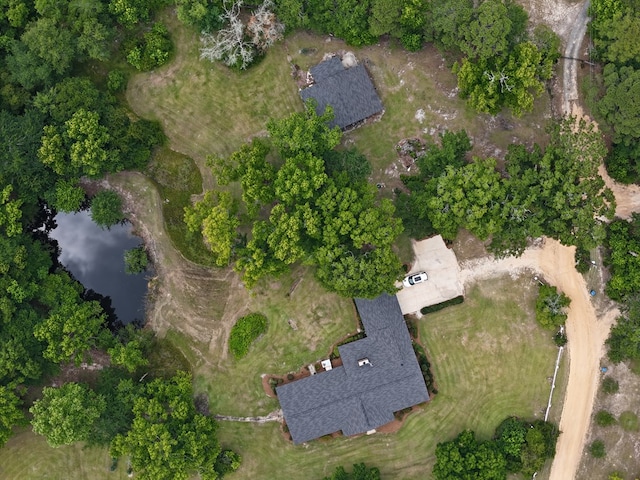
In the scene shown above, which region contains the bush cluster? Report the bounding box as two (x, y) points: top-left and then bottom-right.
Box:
(434, 417), (559, 479)
(595, 410), (617, 427)
(413, 341), (437, 395)
(228, 313), (268, 359)
(601, 377), (619, 394)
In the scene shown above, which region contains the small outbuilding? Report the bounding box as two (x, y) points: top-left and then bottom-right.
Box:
(300, 55), (384, 131)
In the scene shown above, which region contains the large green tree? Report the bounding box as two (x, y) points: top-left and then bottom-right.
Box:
(535, 285), (570, 329)
(599, 64), (640, 145)
(30, 382), (106, 447)
(200, 106), (404, 298)
(433, 429), (507, 480)
(266, 100), (341, 158)
(424, 157), (505, 240)
(184, 191), (239, 266)
(0, 384), (26, 447)
(456, 41), (553, 116)
(90, 190), (125, 228)
(111, 372), (223, 480)
(460, 0), (513, 60)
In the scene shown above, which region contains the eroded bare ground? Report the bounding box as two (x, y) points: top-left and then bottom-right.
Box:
(102, 172), (250, 369)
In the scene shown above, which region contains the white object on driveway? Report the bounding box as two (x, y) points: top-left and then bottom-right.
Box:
(403, 271), (428, 287)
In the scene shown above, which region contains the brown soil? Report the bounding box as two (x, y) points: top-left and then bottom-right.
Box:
(49, 348), (111, 388)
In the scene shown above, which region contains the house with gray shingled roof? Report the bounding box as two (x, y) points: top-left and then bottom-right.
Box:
(277, 294), (429, 444)
(300, 56), (384, 130)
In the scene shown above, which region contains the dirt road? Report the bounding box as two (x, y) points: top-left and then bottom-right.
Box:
(562, 0), (590, 116)
(544, 1), (629, 477)
(460, 238), (616, 480)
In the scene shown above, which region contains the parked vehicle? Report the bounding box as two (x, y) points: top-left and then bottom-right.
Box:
(403, 271), (428, 287)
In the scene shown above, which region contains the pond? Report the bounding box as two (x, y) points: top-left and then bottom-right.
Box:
(50, 210), (149, 325)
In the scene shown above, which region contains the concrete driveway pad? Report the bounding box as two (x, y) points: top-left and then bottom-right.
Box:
(396, 235), (463, 315)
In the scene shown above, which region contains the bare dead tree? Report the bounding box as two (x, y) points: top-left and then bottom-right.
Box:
(200, 1), (255, 69)
(498, 71), (513, 93)
(484, 71), (496, 83)
(247, 0), (284, 51)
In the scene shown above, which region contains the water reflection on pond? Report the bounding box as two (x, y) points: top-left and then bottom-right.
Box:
(50, 210), (148, 325)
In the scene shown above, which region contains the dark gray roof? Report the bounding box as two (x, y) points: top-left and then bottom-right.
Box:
(309, 56), (344, 83)
(300, 58), (383, 130)
(277, 294), (429, 444)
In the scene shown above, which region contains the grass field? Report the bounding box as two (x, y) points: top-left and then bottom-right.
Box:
(127, 10), (552, 193)
(0, 429), (129, 480)
(186, 266), (359, 416)
(211, 275), (559, 479)
(0, 275), (560, 479)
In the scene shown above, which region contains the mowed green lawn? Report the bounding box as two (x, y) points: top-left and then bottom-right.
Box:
(0, 275), (559, 479)
(213, 275), (558, 480)
(127, 10), (550, 189)
(0, 428), (130, 480)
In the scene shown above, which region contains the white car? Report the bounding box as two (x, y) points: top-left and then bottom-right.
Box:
(403, 271), (428, 287)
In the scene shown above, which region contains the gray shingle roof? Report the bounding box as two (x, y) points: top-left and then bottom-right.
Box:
(277, 294), (429, 444)
(300, 58), (383, 130)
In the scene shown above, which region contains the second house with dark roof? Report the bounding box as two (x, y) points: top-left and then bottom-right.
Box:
(300, 55), (384, 131)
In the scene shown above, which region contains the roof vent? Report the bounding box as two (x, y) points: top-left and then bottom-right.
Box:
(357, 358), (372, 367)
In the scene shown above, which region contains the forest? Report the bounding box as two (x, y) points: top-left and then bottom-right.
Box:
(1, 0), (639, 478)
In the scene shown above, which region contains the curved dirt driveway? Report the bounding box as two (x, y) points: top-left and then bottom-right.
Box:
(460, 239), (616, 480)
(545, 0), (640, 477)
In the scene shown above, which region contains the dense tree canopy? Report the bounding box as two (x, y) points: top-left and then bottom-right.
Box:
(434, 418), (559, 479)
(433, 429), (507, 480)
(399, 119), (614, 257)
(0, 0), (166, 446)
(191, 105), (403, 298)
(30, 382), (106, 447)
(599, 64), (640, 145)
(605, 215), (640, 301)
(606, 295), (640, 363)
(111, 372), (222, 480)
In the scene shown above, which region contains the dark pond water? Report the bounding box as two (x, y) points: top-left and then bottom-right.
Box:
(50, 210), (148, 325)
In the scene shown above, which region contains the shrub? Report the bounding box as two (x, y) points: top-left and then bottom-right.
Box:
(536, 285), (570, 329)
(214, 449), (241, 477)
(554, 331), (568, 347)
(124, 246), (149, 274)
(602, 376), (619, 394)
(589, 439), (606, 458)
(405, 316), (418, 339)
(413, 341), (436, 395)
(126, 23), (173, 71)
(595, 410), (617, 427)
(228, 313), (268, 359)
(619, 411), (639, 431)
(107, 70), (128, 93)
(420, 295), (464, 315)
